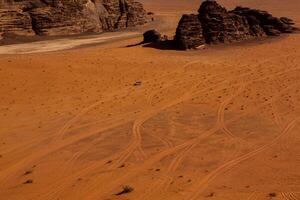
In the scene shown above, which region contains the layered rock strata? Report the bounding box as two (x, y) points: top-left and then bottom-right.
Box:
(0, 0), (147, 39)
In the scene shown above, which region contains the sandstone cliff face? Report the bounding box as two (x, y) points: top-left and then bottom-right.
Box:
(174, 0), (298, 50)
(0, 0), (147, 39)
(0, 8), (35, 39)
(174, 14), (204, 50)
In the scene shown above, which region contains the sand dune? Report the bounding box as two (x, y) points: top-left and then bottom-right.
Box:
(0, 0), (299, 200)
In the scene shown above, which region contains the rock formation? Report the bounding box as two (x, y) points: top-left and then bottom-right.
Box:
(174, 0), (298, 50)
(142, 29), (162, 43)
(0, 0), (147, 39)
(174, 14), (204, 50)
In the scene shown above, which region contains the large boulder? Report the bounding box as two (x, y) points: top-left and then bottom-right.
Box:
(174, 0), (298, 50)
(0, 0), (148, 39)
(143, 29), (162, 43)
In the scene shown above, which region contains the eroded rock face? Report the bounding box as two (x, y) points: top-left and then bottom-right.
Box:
(174, 14), (205, 50)
(231, 7), (296, 36)
(174, 0), (298, 50)
(0, 8), (35, 37)
(198, 1), (254, 44)
(0, 0), (147, 38)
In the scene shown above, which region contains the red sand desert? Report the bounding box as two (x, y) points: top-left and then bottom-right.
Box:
(0, 0), (300, 199)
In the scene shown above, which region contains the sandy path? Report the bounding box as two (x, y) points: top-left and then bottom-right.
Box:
(0, 32), (139, 54)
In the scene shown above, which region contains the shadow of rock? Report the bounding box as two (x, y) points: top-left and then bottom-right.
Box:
(126, 42), (144, 47)
(126, 29), (178, 50)
(126, 40), (180, 50)
(142, 40), (179, 50)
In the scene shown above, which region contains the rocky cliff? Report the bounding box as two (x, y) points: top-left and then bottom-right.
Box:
(174, 0), (298, 50)
(0, 0), (147, 39)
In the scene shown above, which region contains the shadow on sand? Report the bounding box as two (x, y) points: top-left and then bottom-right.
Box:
(126, 40), (180, 50)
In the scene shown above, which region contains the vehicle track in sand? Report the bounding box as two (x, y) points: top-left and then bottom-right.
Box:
(137, 59), (300, 200)
(80, 64), (238, 199)
(38, 59), (255, 200)
(49, 64), (211, 173)
(185, 118), (298, 200)
(291, 193), (300, 200)
(35, 55), (296, 200)
(1, 54), (291, 178)
(52, 97), (298, 199)
(57, 114), (138, 177)
(272, 84), (299, 163)
(3, 54), (298, 199)
(0, 59), (198, 185)
(247, 192), (260, 200)
(108, 70), (210, 166)
(0, 89), (135, 173)
(282, 192), (300, 200)
(139, 83), (248, 199)
(85, 58), (300, 200)
(96, 59), (254, 170)
(181, 57), (300, 199)
(26, 59), (223, 199)
(104, 60), (223, 164)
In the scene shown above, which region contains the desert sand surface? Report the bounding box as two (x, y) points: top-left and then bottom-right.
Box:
(0, 0), (300, 200)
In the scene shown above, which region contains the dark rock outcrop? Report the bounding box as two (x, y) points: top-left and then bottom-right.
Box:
(174, 14), (205, 50)
(142, 29), (162, 43)
(198, 1), (254, 44)
(231, 6), (296, 35)
(0, 0), (148, 39)
(174, 0), (298, 50)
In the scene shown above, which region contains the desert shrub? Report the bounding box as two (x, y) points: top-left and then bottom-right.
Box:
(116, 185), (134, 195)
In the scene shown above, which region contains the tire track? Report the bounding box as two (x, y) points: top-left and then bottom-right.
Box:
(141, 70), (300, 200)
(247, 192), (259, 200)
(50, 64), (300, 200)
(28, 60), (233, 200)
(90, 68), (298, 200)
(283, 192), (300, 200)
(291, 193), (300, 200)
(104, 59), (247, 169)
(186, 118), (298, 200)
(73, 65), (255, 200)
(162, 84), (247, 191)
(140, 82), (250, 199)
(282, 192), (295, 200)
(139, 65), (300, 199)
(27, 55), (295, 198)
(1, 54), (293, 163)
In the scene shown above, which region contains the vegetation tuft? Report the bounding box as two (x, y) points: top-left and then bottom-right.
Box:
(116, 185), (134, 195)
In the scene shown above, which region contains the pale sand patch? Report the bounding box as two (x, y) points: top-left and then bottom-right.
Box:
(0, 32), (139, 54)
